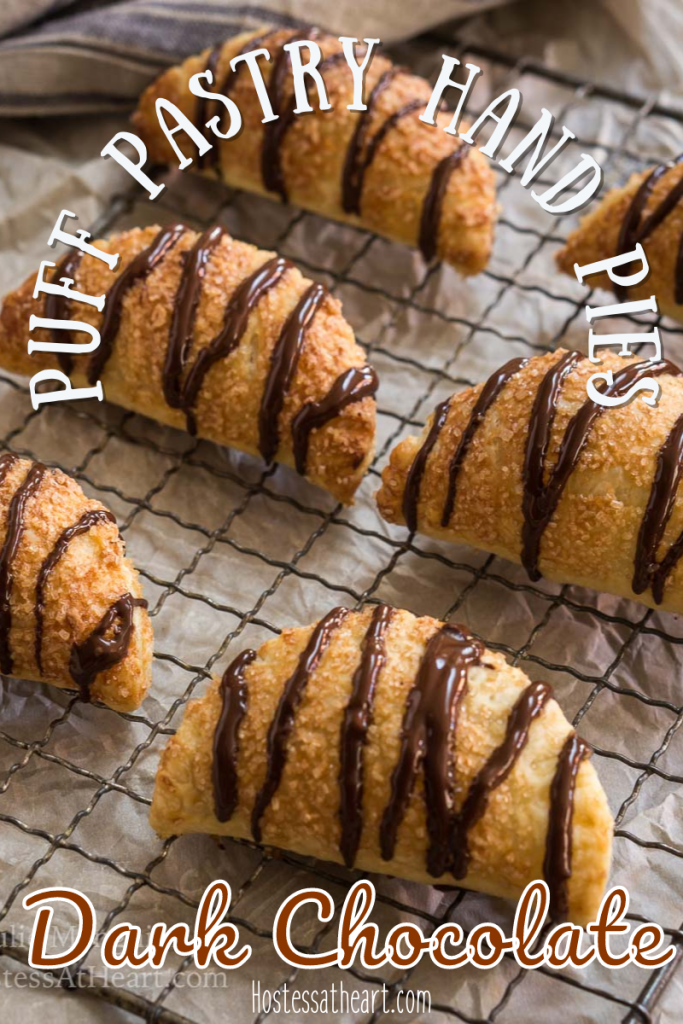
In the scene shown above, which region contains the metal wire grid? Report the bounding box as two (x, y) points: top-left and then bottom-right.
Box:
(0, 34), (681, 1024)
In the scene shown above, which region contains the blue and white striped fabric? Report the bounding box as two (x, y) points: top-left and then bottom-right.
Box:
(0, 0), (511, 116)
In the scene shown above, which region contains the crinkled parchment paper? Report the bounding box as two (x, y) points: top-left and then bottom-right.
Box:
(0, 7), (682, 1023)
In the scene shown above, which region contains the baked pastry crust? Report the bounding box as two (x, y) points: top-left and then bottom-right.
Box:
(0, 454), (152, 711)
(0, 225), (377, 504)
(377, 349), (683, 614)
(150, 605), (612, 926)
(132, 28), (497, 275)
(557, 160), (683, 321)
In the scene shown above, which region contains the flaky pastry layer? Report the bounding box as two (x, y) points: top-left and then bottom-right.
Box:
(132, 28), (497, 274)
(0, 456), (152, 711)
(0, 225), (376, 504)
(377, 350), (683, 614)
(150, 606), (612, 926)
(557, 161), (683, 321)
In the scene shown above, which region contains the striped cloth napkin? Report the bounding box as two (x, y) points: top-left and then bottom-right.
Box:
(0, 0), (510, 116)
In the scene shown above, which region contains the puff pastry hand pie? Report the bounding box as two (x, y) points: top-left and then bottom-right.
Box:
(0, 225), (377, 504)
(557, 157), (683, 321)
(150, 605), (612, 925)
(132, 28), (497, 274)
(0, 454), (152, 711)
(378, 350), (683, 613)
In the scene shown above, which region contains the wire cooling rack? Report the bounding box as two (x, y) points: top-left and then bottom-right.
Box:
(1, 30), (683, 1024)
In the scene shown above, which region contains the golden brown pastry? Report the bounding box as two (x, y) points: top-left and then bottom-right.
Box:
(150, 604), (612, 925)
(557, 158), (683, 320)
(377, 349), (683, 614)
(0, 225), (377, 504)
(132, 28), (497, 274)
(0, 454), (152, 711)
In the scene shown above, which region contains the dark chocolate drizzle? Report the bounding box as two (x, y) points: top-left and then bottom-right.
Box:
(163, 225), (227, 410)
(45, 250), (84, 375)
(419, 146), (470, 262)
(341, 67), (402, 215)
(181, 255), (290, 434)
(543, 732), (590, 922)
(0, 454), (17, 487)
(251, 605), (350, 841)
(68, 593), (147, 701)
(402, 397), (451, 533)
(193, 35), (471, 262)
(380, 623), (483, 878)
(291, 365), (379, 475)
(409, 348), (683, 600)
(450, 680), (551, 879)
(441, 356), (528, 528)
(210, 607), (589, 909)
(521, 355), (681, 582)
(633, 411), (683, 602)
(260, 30), (315, 200)
(339, 604), (394, 868)
(0, 462), (47, 675)
(87, 223), (186, 385)
(347, 99), (424, 216)
(616, 154), (683, 303)
(258, 282), (327, 464)
(213, 649), (256, 821)
(35, 508), (116, 675)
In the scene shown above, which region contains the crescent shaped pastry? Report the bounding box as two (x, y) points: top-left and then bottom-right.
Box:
(377, 350), (683, 614)
(0, 454), (152, 711)
(0, 225), (377, 504)
(556, 158), (683, 321)
(150, 605), (612, 925)
(132, 28), (497, 275)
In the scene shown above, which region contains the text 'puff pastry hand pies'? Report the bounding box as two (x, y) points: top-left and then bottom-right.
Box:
(0, 455), (152, 711)
(150, 605), (612, 925)
(132, 28), (497, 274)
(557, 157), (683, 321)
(377, 349), (683, 614)
(0, 225), (377, 504)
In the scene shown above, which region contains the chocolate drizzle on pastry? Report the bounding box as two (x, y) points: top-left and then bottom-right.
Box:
(441, 356), (527, 528)
(261, 30), (321, 200)
(291, 365), (379, 475)
(163, 225), (227, 410)
(381, 623), (483, 877)
(616, 154), (683, 304)
(69, 593), (147, 701)
(521, 356), (681, 582)
(408, 350), (683, 602)
(544, 732), (590, 922)
(251, 606), (350, 841)
(403, 397), (451, 533)
(450, 680), (551, 879)
(419, 146), (470, 262)
(0, 453), (17, 487)
(87, 223), (186, 385)
(46, 250), (84, 375)
(211, 607), (589, 916)
(181, 255), (290, 434)
(339, 603), (394, 868)
(42, 219), (374, 477)
(633, 411), (683, 602)
(35, 508), (116, 674)
(0, 461), (46, 675)
(213, 649), (256, 821)
(194, 34), (471, 262)
(0, 456), (142, 694)
(342, 67), (403, 215)
(258, 282), (327, 464)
